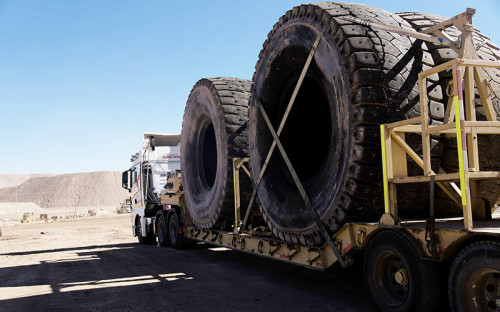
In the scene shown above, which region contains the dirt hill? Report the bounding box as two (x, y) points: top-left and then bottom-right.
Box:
(0, 171), (129, 209)
(0, 174), (55, 189)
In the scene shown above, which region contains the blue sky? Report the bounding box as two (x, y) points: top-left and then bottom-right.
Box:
(0, 0), (498, 174)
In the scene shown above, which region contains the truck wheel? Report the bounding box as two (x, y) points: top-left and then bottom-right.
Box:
(135, 217), (155, 245)
(168, 210), (183, 249)
(448, 241), (500, 312)
(363, 230), (439, 312)
(157, 214), (169, 247)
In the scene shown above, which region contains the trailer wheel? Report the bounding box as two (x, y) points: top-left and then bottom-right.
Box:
(449, 240), (500, 312)
(363, 230), (439, 312)
(168, 210), (183, 249)
(157, 214), (169, 247)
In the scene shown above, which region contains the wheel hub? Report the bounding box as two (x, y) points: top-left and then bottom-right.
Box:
(395, 269), (409, 286)
(466, 269), (500, 311)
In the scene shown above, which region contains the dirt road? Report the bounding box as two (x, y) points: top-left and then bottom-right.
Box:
(0, 214), (374, 312)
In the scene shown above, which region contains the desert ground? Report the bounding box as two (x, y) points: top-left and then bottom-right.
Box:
(0, 213), (374, 312)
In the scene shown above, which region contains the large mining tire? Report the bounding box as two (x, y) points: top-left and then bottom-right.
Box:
(398, 12), (500, 209)
(249, 3), (444, 246)
(181, 77), (251, 229)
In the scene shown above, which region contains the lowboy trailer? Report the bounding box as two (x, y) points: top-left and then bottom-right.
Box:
(129, 8), (500, 312)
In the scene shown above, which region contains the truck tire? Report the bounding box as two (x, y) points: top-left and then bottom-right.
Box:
(448, 240), (500, 312)
(157, 213), (169, 247)
(363, 230), (440, 312)
(397, 12), (500, 211)
(135, 216), (155, 245)
(248, 3), (442, 245)
(168, 210), (183, 249)
(181, 78), (252, 229)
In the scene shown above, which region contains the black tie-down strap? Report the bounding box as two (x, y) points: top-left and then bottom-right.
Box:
(257, 102), (347, 268)
(247, 24), (347, 267)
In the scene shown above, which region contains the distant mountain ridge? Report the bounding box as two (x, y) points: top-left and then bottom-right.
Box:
(0, 171), (128, 208)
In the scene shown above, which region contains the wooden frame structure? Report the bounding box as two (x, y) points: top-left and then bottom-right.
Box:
(381, 59), (500, 230)
(379, 8), (500, 230)
(232, 157), (251, 233)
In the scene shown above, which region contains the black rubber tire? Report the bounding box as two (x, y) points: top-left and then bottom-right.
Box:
(249, 3), (441, 245)
(448, 240), (500, 312)
(363, 230), (440, 312)
(157, 213), (169, 247)
(181, 77), (252, 229)
(168, 210), (183, 249)
(135, 216), (155, 245)
(397, 12), (500, 211)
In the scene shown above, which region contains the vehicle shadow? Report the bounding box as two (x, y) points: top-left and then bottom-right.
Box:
(0, 240), (375, 312)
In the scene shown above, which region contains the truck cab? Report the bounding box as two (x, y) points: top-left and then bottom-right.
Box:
(122, 133), (181, 241)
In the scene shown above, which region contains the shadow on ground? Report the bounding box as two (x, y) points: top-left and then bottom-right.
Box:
(0, 241), (375, 312)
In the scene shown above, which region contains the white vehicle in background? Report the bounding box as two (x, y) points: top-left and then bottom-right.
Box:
(122, 133), (182, 244)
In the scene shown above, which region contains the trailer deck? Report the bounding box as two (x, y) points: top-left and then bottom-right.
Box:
(179, 212), (500, 272)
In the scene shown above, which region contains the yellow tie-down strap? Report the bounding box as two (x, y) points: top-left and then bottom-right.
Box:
(380, 124), (389, 214)
(454, 95), (467, 206)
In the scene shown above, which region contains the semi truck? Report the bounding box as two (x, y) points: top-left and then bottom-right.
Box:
(121, 133), (182, 245)
(121, 5), (500, 312)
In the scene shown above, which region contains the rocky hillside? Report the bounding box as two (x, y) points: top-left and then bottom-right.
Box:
(0, 171), (128, 208)
(0, 174), (55, 189)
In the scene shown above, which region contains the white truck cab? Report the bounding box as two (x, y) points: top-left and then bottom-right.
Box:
(122, 133), (181, 242)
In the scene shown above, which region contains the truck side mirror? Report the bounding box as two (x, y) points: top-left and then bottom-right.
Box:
(122, 170), (131, 191)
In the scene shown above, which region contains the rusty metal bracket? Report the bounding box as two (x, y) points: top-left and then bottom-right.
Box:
(202, 230), (210, 241)
(307, 250), (321, 265)
(211, 232), (219, 243)
(288, 246), (300, 260)
(269, 241), (282, 256)
(257, 240), (264, 254)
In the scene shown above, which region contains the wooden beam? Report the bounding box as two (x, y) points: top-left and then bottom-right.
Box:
(390, 132), (462, 205)
(423, 122), (457, 134)
(474, 66), (497, 121)
(420, 75), (432, 176)
(391, 125), (423, 133)
(386, 117), (421, 129)
(390, 173), (461, 184)
(464, 67), (480, 171)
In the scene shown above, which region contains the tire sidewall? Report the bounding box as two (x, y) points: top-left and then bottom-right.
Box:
(449, 242), (500, 312)
(364, 231), (424, 312)
(249, 13), (352, 243)
(157, 214), (169, 247)
(168, 211), (182, 249)
(181, 81), (228, 228)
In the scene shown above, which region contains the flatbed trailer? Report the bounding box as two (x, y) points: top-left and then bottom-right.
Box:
(143, 9), (500, 312)
(178, 215), (500, 271)
(160, 161), (500, 312)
